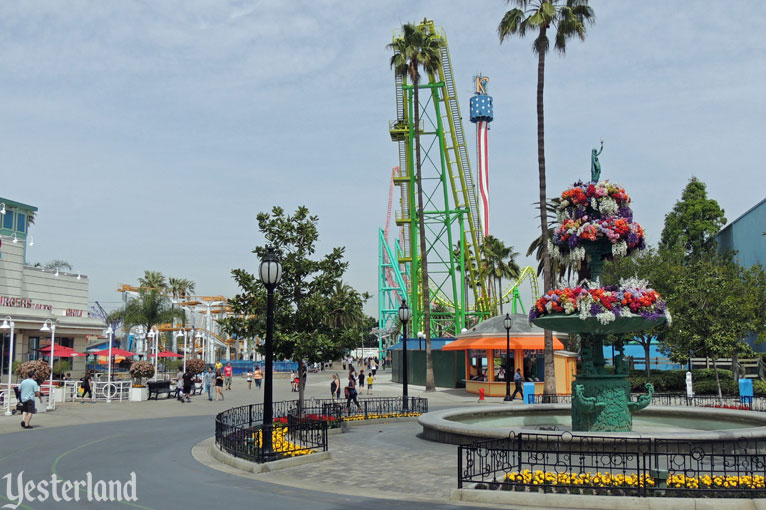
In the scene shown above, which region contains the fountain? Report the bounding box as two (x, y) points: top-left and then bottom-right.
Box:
(419, 149), (766, 442)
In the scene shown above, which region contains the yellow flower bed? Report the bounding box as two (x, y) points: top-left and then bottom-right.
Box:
(343, 412), (421, 422)
(504, 470), (766, 491)
(505, 470), (654, 488)
(667, 473), (765, 490)
(250, 427), (315, 457)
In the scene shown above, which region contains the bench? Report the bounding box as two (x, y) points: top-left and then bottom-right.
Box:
(147, 381), (177, 400)
(190, 382), (204, 396)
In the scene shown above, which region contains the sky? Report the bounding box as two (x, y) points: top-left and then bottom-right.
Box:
(2, 1), (765, 318)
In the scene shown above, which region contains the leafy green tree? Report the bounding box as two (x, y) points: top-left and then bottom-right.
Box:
(169, 277), (196, 300)
(220, 206), (370, 409)
(499, 0), (594, 395)
(388, 21), (444, 392)
(659, 177), (726, 260)
(107, 290), (184, 349)
(662, 256), (766, 399)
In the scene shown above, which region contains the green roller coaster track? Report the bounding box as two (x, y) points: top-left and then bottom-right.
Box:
(378, 19), (491, 353)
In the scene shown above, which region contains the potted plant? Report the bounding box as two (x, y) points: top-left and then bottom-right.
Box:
(128, 361), (155, 401)
(15, 360), (52, 410)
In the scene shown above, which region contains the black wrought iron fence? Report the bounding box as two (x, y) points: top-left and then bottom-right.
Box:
(216, 397), (427, 463)
(530, 392), (763, 411)
(458, 432), (766, 497)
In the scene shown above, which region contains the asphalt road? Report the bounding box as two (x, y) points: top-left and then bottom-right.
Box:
(0, 415), (502, 510)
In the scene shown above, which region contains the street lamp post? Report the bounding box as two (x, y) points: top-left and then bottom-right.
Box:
(398, 301), (411, 412)
(40, 320), (56, 410)
(105, 325), (114, 403)
(147, 329), (157, 380)
(503, 313), (513, 402)
(1, 317), (15, 416)
(259, 246), (282, 460)
(195, 331), (203, 362)
(176, 330), (188, 373)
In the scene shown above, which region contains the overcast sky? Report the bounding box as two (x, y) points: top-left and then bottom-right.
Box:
(2, 1), (765, 317)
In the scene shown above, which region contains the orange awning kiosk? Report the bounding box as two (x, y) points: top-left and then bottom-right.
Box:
(442, 314), (577, 396)
(442, 336), (564, 351)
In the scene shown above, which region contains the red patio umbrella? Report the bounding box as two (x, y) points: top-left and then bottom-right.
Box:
(148, 351), (183, 358)
(37, 345), (85, 357)
(90, 348), (136, 357)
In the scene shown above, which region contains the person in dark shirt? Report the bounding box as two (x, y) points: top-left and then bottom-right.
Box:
(182, 371), (194, 402)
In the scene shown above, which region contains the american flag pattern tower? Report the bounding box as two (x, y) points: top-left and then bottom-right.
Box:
(469, 76), (493, 237)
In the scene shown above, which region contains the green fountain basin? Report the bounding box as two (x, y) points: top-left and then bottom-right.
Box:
(533, 314), (666, 336)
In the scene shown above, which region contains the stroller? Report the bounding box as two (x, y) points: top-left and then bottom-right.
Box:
(12, 387), (23, 415)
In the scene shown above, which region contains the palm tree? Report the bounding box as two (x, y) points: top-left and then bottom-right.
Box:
(482, 236), (521, 314)
(139, 270), (167, 292)
(499, 0), (594, 395)
(42, 259), (72, 271)
(389, 21), (444, 392)
(107, 290), (185, 348)
(325, 282), (365, 329)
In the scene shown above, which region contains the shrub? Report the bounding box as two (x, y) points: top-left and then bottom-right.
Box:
(693, 379), (738, 395)
(15, 360), (51, 382)
(693, 368), (733, 381)
(129, 361), (155, 385)
(186, 358), (206, 376)
(754, 380), (766, 397)
(53, 359), (71, 376)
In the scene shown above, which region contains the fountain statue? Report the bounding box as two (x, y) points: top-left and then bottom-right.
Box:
(529, 155), (670, 432)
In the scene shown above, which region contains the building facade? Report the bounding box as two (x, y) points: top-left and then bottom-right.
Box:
(0, 197), (104, 378)
(716, 197), (766, 269)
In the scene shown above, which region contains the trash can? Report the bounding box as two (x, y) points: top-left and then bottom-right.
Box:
(523, 382), (536, 404)
(739, 378), (754, 406)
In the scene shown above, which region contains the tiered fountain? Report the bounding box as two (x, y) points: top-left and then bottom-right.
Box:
(530, 159), (669, 431)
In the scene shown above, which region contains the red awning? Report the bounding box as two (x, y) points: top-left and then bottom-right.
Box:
(37, 345), (85, 357)
(90, 348), (137, 357)
(442, 336), (564, 351)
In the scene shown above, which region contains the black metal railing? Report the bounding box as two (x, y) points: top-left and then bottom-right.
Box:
(530, 392), (762, 410)
(216, 397), (427, 462)
(458, 432), (766, 497)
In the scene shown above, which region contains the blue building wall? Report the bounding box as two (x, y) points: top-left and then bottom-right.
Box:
(716, 197), (766, 269)
(716, 197), (766, 352)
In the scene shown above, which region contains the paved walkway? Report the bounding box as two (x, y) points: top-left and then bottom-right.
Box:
(0, 368), (512, 508)
(0, 367), (515, 435)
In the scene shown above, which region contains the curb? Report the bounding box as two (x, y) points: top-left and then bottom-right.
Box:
(450, 488), (766, 509)
(209, 441), (331, 474)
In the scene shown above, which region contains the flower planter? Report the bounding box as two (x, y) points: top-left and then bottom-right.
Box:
(129, 387), (148, 402)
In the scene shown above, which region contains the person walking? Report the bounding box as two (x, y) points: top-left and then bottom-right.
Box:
(366, 372), (374, 395)
(334, 373), (342, 400)
(215, 369), (225, 400)
(246, 370), (253, 390)
(289, 370), (297, 392)
(254, 367), (262, 389)
(182, 369), (194, 403)
(510, 368), (524, 401)
(203, 367), (215, 401)
(80, 371), (93, 402)
(358, 369), (365, 390)
(223, 362), (233, 390)
(176, 368), (185, 401)
(19, 373), (42, 429)
(344, 375), (361, 413)
(330, 374), (339, 400)
(370, 358), (377, 377)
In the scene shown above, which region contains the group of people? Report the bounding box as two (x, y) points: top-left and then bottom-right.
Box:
(341, 356), (380, 376)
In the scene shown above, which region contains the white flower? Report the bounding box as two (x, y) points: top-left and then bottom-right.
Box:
(599, 197), (619, 216)
(596, 311), (616, 325)
(665, 309), (673, 326)
(563, 301), (576, 314)
(590, 197), (598, 209)
(612, 240), (628, 258)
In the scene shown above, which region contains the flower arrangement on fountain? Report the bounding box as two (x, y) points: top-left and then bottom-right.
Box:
(529, 278), (671, 326)
(129, 360), (155, 387)
(550, 181), (646, 267)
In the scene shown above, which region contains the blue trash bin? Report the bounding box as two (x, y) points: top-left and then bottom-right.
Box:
(739, 378), (754, 406)
(523, 382), (536, 404)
